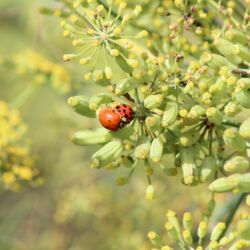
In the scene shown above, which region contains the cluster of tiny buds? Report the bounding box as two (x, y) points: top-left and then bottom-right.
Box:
(148, 209), (250, 250)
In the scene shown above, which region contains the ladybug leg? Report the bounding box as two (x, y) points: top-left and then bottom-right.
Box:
(119, 119), (128, 128)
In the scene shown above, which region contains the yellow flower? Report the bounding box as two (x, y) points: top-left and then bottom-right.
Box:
(0, 101), (39, 191)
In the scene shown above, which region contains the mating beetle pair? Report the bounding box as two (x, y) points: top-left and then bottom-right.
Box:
(99, 104), (135, 131)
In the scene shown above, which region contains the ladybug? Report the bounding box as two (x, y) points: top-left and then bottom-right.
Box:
(99, 104), (135, 131)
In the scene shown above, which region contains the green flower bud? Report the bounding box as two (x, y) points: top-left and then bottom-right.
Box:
(180, 147), (196, 185)
(165, 222), (181, 245)
(144, 94), (164, 109)
(207, 241), (219, 250)
(200, 156), (216, 183)
(144, 184), (154, 200)
(237, 173), (250, 192)
(135, 136), (150, 160)
(162, 102), (178, 128)
(183, 230), (193, 245)
(183, 212), (193, 231)
(208, 175), (240, 192)
(132, 68), (147, 82)
(198, 221), (208, 240)
(115, 55), (133, 73)
(147, 231), (162, 246)
(179, 129), (200, 147)
(214, 38), (242, 65)
(166, 210), (182, 234)
(182, 110), (199, 125)
(206, 107), (223, 125)
(79, 56), (91, 64)
(93, 69), (111, 86)
(63, 53), (78, 62)
(104, 66), (113, 80)
(68, 96), (96, 118)
(126, 59), (139, 68)
(91, 141), (123, 168)
(225, 29), (248, 46)
(239, 117), (250, 140)
(70, 15), (85, 28)
(237, 218), (250, 241)
(115, 78), (138, 95)
(149, 137), (164, 163)
(204, 53), (235, 70)
(223, 128), (246, 152)
(145, 115), (161, 131)
(89, 93), (113, 111)
(228, 240), (246, 250)
(72, 129), (112, 145)
(233, 44), (250, 63)
(135, 30), (148, 39)
(219, 232), (237, 246)
(224, 156), (249, 174)
(224, 102), (240, 116)
(210, 222), (226, 241)
(190, 105), (206, 117)
(236, 90), (250, 109)
(211, 80), (227, 105)
(237, 78), (250, 91)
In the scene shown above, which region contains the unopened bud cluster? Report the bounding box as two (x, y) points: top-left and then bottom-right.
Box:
(41, 0), (250, 193)
(148, 210), (250, 250)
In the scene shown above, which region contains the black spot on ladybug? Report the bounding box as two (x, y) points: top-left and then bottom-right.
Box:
(116, 105), (119, 109)
(129, 108), (132, 111)
(123, 109), (126, 112)
(123, 104), (127, 107)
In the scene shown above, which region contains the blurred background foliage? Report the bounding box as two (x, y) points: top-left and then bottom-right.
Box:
(0, 1), (249, 250)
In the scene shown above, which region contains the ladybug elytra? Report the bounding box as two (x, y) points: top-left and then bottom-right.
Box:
(99, 104), (135, 131)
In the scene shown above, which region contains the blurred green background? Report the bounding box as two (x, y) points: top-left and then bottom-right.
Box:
(0, 1), (248, 250)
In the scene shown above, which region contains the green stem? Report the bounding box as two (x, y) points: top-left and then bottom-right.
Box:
(218, 193), (246, 240)
(11, 84), (41, 109)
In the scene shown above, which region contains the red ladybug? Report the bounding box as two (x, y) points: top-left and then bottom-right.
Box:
(99, 104), (135, 131)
